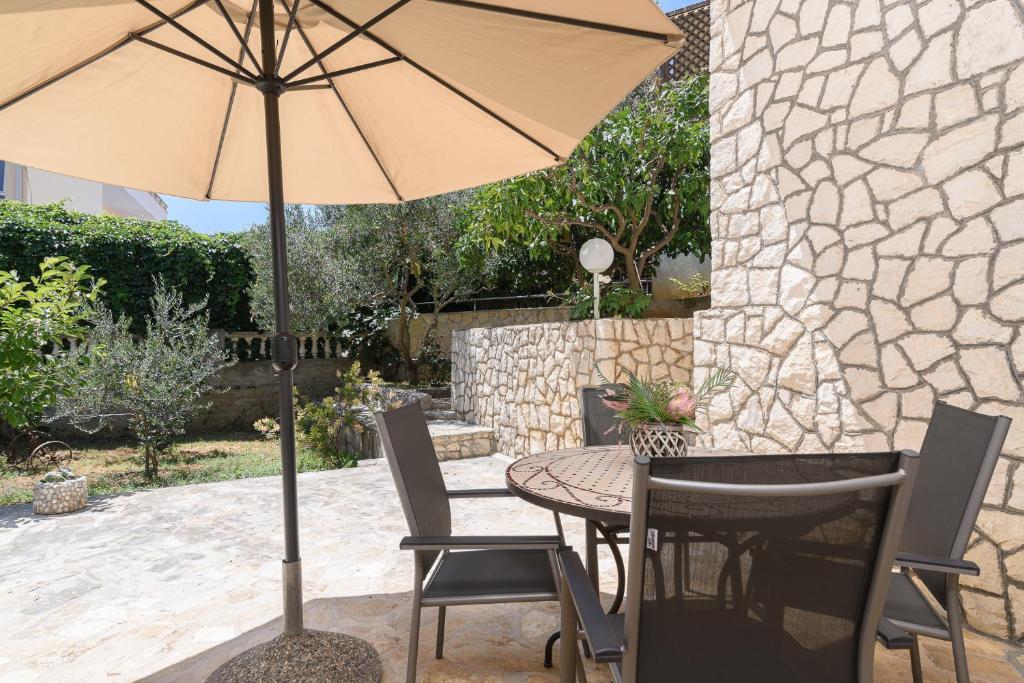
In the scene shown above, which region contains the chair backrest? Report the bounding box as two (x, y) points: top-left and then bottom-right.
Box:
(901, 402), (1011, 606)
(375, 403), (451, 567)
(619, 451), (918, 683)
(580, 385), (630, 446)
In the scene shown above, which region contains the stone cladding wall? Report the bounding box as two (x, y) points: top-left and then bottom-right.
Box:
(451, 319), (694, 458)
(698, 0), (1024, 640)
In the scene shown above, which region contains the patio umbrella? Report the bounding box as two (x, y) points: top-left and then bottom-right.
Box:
(0, 0), (681, 676)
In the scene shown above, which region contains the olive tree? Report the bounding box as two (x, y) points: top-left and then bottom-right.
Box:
(52, 280), (232, 479)
(241, 205), (350, 333)
(338, 193), (485, 382)
(470, 75), (711, 290)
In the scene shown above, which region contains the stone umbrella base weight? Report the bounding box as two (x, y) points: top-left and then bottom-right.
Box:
(207, 630), (382, 683)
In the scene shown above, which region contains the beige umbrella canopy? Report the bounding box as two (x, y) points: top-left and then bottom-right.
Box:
(0, 0), (681, 203)
(1, 1), (680, 676)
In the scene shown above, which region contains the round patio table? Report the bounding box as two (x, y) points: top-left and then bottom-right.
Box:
(505, 444), (723, 608)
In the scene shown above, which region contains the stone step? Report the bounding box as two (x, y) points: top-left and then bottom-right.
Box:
(427, 419), (496, 461)
(424, 408), (457, 421)
(430, 397), (452, 411)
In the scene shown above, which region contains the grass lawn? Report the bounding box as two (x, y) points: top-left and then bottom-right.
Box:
(0, 433), (349, 506)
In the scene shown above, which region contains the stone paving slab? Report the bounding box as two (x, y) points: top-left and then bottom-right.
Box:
(0, 456), (1021, 682)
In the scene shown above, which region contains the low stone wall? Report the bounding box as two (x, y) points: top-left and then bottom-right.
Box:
(451, 318), (694, 458)
(190, 358), (352, 433)
(388, 306), (572, 358)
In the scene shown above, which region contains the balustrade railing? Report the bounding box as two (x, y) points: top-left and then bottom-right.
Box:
(221, 332), (349, 362)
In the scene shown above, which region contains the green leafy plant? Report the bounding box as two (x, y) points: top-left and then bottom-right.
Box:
(469, 75), (710, 290)
(50, 279), (233, 479)
(294, 362), (394, 469)
(568, 284), (651, 320)
(670, 272), (710, 299)
(253, 417), (280, 440)
(601, 367), (735, 431)
(0, 257), (103, 462)
(0, 201), (252, 332)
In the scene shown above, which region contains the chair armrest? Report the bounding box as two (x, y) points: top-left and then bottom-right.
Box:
(558, 548), (623, 663)
(895, 552), (980, 576)
(876, 617), (914, 650)
(446, 488), (513, 498)
(400, 535), (561, 551)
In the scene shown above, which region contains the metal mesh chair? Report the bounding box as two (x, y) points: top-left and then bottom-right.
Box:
(559, 451), (920, 683)
(376, 403), (562, 683)
(877, 402), (1011, 683)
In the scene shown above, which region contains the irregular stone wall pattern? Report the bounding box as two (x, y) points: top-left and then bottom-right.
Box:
(388, 306), (573, 358)
(452, 319), (694, 458)
(699, 0), (1024, 640)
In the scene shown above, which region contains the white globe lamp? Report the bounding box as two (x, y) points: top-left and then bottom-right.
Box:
(579, 238), (615, 319)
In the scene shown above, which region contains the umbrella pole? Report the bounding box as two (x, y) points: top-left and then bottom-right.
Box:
(257, 0), (303, 637)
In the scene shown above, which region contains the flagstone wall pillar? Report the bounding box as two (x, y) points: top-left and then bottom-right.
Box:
(698, 0), (1024, 640)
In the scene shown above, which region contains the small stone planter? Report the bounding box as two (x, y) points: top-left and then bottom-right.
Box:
(33, 476), (88, 515)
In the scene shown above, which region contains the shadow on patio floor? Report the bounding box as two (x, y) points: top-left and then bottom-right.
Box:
(136, 592), (1024, 683)
(139, 592), (605, 683)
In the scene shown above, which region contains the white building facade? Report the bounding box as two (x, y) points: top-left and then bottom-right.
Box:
(0, 161), (166, 220)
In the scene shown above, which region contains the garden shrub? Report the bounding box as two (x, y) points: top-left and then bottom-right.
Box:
(50, 279), (233, 479)
(568, 284), (652, 320)
(0, 201), (252, 332)
(0, 257), (102, 463)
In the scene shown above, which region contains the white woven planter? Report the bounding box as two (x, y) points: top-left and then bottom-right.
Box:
(629, 423), (698, 458)
(33, 477), (87, 515)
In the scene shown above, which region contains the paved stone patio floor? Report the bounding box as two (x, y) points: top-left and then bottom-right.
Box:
(1, 456), (1022, 682)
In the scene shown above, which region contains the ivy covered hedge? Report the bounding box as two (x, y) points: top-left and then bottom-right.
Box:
(0, 202), (252, 331)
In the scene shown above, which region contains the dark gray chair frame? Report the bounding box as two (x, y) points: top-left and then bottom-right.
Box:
(376, 403), (564, 683)
(559, 451), (921, 683)
(877, 403), (1011, 683)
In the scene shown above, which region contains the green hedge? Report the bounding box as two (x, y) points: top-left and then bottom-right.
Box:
(0, 201), (252, 331)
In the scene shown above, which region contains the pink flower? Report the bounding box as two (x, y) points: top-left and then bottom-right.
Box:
(667, 388), (696, 420)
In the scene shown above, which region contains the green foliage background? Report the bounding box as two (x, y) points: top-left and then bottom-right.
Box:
(0, 202), (252, 332)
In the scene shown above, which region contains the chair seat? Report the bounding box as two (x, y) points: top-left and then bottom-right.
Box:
(424, 548), (557, 601)
(884, 572), (948, 635)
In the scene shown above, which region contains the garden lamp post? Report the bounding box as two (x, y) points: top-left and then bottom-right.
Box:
(579, 237), (614, 320)
(0, 0), (682, 677)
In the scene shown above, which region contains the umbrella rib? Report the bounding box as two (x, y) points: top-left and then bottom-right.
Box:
(283, 0), (404, 201)
(307, 0), (562, 162)
(206, 0), (260, 200)
(281, 0), (412, 83)
(132, 0), (259, 81)
(427, 0), (677, 43)
(0, 0), (210, 114)
(211, 0), (263, 75)
(133, 35), (257, 86)
(286, 57), (402, 88)
(276, 0), (303, 76)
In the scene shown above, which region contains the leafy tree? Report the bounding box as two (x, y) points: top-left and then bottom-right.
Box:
(338, 193), (486, 382)
(51, 280), (232, 479)
(469, 75), (711, 290)
(241, 205), (350, 334)
(0, 257), (103, 460)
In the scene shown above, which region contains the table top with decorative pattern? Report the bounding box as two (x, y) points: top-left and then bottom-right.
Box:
(505, 445), (725, 524)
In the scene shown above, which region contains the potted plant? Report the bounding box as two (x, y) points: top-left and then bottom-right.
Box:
(601, 367), (734, 457)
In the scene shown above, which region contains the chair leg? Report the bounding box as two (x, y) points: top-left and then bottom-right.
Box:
(909, 635), (924, 683)
(407, 602), (422, 683)
(407, 552), (425, 683)
(947, 583), (970, 683)
(435, 605), (446, 659)
(560, 575), (577, 683)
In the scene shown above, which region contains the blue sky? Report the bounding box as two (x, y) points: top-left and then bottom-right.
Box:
(162, 0), (701, 234)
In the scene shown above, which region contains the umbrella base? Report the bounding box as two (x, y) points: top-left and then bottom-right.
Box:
(207, 630), (383, 683)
